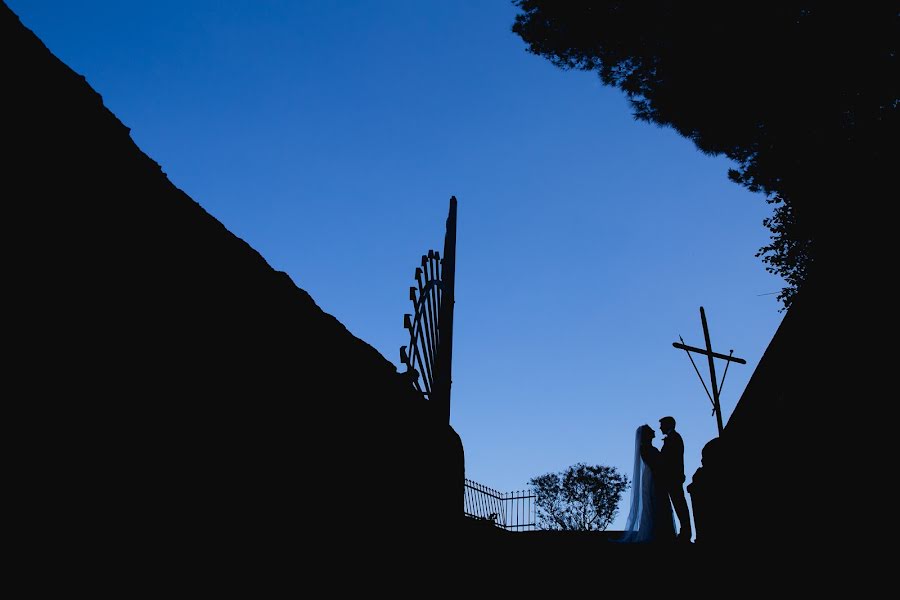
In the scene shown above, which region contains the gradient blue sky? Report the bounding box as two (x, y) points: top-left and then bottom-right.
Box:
(10, 1), (785, 530)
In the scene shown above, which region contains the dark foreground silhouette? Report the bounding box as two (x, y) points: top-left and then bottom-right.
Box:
(3, 1), (462, 571)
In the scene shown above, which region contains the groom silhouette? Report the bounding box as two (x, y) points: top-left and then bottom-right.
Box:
(659, 416), (692, 543)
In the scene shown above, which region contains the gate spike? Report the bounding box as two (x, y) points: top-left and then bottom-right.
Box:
(400, 346), (409, 365)
(409, 286), (417, 302)
(403, 314), (413, 331)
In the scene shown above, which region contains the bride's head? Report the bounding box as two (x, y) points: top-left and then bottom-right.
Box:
(638, 424), (656, 444)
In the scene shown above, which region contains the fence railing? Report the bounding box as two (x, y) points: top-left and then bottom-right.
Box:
(464, 479), (536, 531)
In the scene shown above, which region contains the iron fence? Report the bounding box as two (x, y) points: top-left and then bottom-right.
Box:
(464, 478), (535, 531)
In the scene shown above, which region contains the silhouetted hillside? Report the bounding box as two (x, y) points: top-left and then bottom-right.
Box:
(3, 1), (462, 566)
(688, 271), (872, 553)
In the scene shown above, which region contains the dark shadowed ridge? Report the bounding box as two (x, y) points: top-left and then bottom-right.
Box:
(2, 1), (466, 575)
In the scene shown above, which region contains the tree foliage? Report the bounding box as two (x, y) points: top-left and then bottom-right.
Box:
(529, 463), (629, 531)
(513, 2), (897, 308)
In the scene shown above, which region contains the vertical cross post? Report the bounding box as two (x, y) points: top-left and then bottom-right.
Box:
(672, 307), (745, 437)
(700, 307), (724, 436)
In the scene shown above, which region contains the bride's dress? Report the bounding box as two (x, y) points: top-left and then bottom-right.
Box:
(617, 425), (675, 543)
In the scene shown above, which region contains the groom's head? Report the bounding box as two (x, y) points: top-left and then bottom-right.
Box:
(659, 416), (676, 434)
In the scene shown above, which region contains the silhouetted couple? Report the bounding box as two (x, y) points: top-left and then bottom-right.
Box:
(618, 417), (692, 544)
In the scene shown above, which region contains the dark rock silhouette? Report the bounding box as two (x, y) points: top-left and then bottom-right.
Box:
(687, 272), (869, 552)
(2, 1), (463, 567)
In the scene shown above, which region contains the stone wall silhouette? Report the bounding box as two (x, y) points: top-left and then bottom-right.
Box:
(3, 1), (462, 565)
(688, 271), (869, 549)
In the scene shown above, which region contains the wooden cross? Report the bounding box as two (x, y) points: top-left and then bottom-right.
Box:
(672, 307), (746, 436)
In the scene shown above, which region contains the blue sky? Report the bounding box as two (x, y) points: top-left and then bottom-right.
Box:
(10, 0), (784, 530)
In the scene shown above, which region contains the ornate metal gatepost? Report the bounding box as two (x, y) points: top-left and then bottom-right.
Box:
(400, 196), (457, 425)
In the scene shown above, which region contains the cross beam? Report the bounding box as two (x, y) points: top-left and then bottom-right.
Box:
(673, 307), (745, 436)
(671, 343), (746, 365)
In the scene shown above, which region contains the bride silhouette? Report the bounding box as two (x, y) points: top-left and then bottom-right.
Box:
(617, 425), (675, 543)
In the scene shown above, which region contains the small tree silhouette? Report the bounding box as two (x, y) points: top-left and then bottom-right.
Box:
(529, 463), (629, 531)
